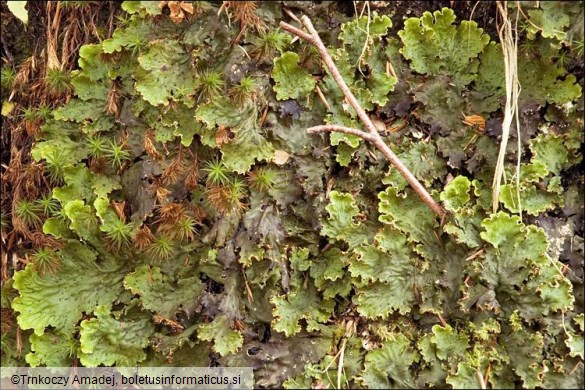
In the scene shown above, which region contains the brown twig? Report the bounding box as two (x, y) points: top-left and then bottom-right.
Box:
(307, 125), (373, 141)
(280, 16), (446, 218)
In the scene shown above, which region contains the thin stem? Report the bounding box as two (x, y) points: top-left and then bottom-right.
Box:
(337, 337), (347, 389)
(280, 17), (446, 218)
(476, 367), (487, 389)
(279, 22), (314, 43)
(307, 125), (374, 141)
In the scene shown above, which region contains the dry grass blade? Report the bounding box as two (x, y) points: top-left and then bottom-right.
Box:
(492, 2), (522, 215)
(45, 2), (62, 71)
(355, 1), (371, 73)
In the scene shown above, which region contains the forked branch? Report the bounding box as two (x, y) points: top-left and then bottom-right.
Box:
(280, 16), (447, 218)
(307, 125), (374, 141)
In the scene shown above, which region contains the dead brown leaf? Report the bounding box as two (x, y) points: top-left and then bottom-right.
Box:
(215, 126), (231, 147)
(159, 1), (194, 24)
(462, 114), (486, 132)
(273, 150), (290, 165)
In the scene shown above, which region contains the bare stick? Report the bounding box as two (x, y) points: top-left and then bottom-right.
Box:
(280, 17), (446, 218)
(307, 125), (373, 141)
